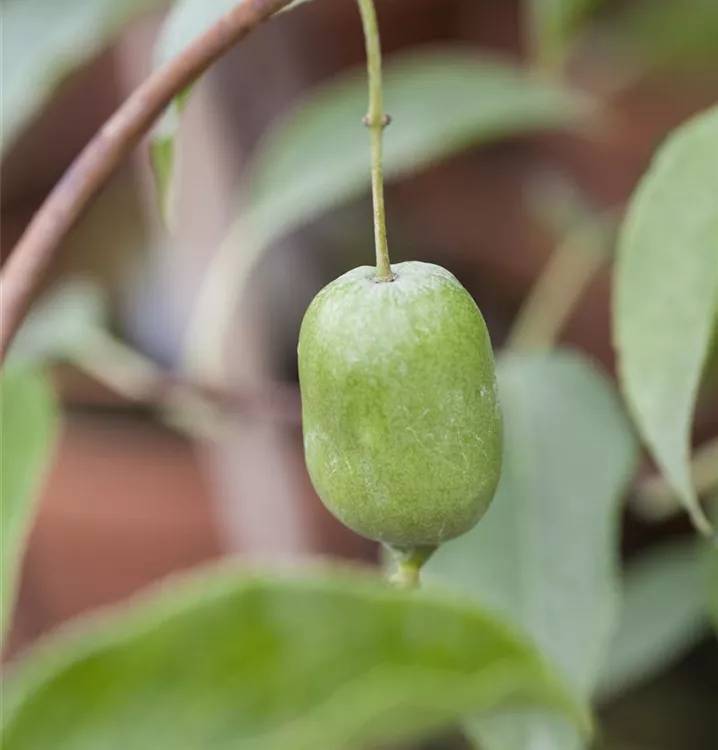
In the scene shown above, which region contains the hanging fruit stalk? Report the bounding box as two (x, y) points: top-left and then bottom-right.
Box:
(298, 0), (503, 588)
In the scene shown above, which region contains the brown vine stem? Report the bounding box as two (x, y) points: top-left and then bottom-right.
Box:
(0, 0), (294, 365)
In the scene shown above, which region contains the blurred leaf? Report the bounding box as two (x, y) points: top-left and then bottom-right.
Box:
(426, 351), (637, 750)
(0, 0), (163, 153)
(597, 540), (710, 700)
(150, 0), (311, 220)
(614, 105), (718, 536)
(527, 0), (602, 70)
(150, 0), (226, 220)
(247, 49), (589, 251)
(151, 121), (178, 224)
(0, 369), (58, 647)
(8, 279), (107, 367)
(0, 567), (589, 750)
(151, 87), (191, 223)
(599, 0), (718, 70)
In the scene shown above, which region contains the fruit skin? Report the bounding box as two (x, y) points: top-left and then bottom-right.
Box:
(298, 260), (503, 548)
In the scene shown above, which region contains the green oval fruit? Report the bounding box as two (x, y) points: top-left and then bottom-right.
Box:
(298, 261), (502, 547)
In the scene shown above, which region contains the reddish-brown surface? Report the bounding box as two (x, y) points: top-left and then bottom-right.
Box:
(4, 412), (219, 659)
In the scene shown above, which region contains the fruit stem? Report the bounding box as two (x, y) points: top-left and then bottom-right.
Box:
(386, 545), (437, 589)
(356, 0), (393, 282)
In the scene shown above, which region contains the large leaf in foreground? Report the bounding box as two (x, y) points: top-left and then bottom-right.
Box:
(1, 567), (588, 750)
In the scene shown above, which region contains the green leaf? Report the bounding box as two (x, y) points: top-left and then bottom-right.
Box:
(425, 351), (637, 750)
(247, 49), (589, 251)
(1, 567), (589, 750)
(597, 540), (710, 700)
(527, 0), (602, 70)
(8, 279), (107, 368)
(0, 369), (58, 647)
(0, 0), (163, 153)
(150, 87), (192, 224)
(150, 0), (232, 220)
(597, 0), (718, 70)
(614, 105), (718, 536)
(150, 0), (310, 220)
(151, 124), (178, 224)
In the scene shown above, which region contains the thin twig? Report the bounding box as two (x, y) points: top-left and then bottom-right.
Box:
(507, 217), (609, 351)
(0, 0), (294, 365)
(71, 330), (302, 426)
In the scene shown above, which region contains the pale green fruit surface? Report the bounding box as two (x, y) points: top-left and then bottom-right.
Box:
(298, 261), (503, 547)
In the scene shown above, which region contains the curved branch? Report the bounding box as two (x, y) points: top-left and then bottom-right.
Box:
(0, 0), (294, 364)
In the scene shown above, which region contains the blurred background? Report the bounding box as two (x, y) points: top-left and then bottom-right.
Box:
(1, 0), (717, 748)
